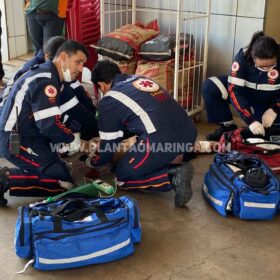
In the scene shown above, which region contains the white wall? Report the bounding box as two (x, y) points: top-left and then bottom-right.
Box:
(0, 0), (8, 61)
(1, 0), (28, 60)
(126, 0), (266, 78)
(207, 0), (265, 77)
(2, 0), (266, 67)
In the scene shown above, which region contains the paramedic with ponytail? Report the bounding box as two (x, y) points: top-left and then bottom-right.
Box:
(89, 60), (197, 208)
(202, 31), (280, 140)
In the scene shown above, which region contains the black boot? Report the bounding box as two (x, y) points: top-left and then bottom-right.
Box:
(168, 162), (194, 208)
(206, 124), (238, 141)
(0, 166), (10, 207)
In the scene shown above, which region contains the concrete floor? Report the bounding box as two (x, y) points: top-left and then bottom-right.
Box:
(0, 58), (280, 280)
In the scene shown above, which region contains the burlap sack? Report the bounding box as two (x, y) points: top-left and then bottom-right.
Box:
(94, 23), (159, 61)
(102, 56), (137, 74)
(135, 59), (194, 93)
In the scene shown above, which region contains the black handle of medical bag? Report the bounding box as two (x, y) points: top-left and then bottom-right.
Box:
(62, 205), (109, 223)
(50, 199), (110, 223)
(50, 199), (85, 216)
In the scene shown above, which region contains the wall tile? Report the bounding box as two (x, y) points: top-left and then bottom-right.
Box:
(237, 0), (266, 18)
(5, 0), (15, 37)
(0, 2), (9, 61)
(234, 17), (264, 55)
(15, 35), (27, 56)
(8, 37), (16, 59)
(12, 0), (26, 36)
(207, 14), (236, 77)
(211, 0), (237, 15)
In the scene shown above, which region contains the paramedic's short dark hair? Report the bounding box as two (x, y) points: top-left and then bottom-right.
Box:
(91, 60), (121, 85)
(55, 40), (89, 58)
(43, 36), (67, 60)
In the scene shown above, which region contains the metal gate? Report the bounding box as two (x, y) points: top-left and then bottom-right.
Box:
(100, 0), (211, 117)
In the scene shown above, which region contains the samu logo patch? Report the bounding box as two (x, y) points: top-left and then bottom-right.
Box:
(133, 78), (160, 92)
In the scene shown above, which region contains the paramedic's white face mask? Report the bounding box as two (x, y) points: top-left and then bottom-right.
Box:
(254, 57), (277, 72)
(61, 60), (72, 82)
(255, 64), (277, 72)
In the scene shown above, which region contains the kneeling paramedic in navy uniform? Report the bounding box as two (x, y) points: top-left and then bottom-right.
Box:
(202, 31), (280, 141)
(0, 36), (98, 141)
(88, 61), (197, 207)
(0, 40), (89, 206)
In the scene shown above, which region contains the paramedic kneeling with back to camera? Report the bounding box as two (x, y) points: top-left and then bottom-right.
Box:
(0, 40), (89, 206)
(202, 31), (280, 141)
(88, 60), (197, 208)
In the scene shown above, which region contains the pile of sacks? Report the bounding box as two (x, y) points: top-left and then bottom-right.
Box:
(92, 20), (160, 75)
(92, 21), (195, 108)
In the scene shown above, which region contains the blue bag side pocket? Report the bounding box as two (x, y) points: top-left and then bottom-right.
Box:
(33, 221), (134, 270)
(239, 190), (280, 220)
(203, 171), (232, 217)
(14, 207), (32, 259)
(120, 196), (141, 244)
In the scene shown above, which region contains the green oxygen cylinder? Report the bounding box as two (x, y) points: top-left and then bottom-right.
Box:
(45, 180), (116, 202)
(90, 179), (116, 195)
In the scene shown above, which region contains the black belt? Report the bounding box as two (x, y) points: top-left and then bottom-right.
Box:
(36, 9), (54, 15)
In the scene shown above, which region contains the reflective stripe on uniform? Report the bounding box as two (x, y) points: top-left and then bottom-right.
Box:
(209, 77), (228, 100)
(257, 84), (280, 91)
(59, 96), (79, 113)
(5, 73), (52, 131)
(62, 114), (69, 123)
(70, 80), (82, 89)
(99, 130), (124, 140)
(228, 76), (280, 91)
(34, 106), (62, 121)
(228, 76), (246, 87)
(105, 91), (157, 134)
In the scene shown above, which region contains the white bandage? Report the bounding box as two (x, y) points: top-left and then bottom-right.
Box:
(85, 144), (99, 167)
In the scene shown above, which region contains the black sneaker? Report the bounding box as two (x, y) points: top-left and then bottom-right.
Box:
(206, 124), (238, 141)
(0, 166), (10, 207)
(168, 162), (194, 208)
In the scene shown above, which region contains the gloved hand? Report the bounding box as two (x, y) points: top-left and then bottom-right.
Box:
(68, 133), (81, 155)
(262, 108), (277, 128)
(249, 121), (265, 136)
(79, 142), (99, 167)
(79, 140), (100, 167)
(85, 150), (99, 167)
(58, 133), (81, 156)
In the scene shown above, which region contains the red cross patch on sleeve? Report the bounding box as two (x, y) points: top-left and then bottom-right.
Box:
(231, 61), (240, 72)
(44, 85), (57, 98)
(133, 78), (160, 92)
(268, 69), (279, 80)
